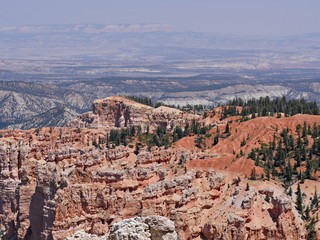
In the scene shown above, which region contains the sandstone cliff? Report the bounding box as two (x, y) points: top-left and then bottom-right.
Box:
(0, 97), (319, 240)
(0, 126), (310, 240)
(67, 96), (199, 132)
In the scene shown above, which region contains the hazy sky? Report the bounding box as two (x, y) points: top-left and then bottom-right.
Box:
(1, 0), (320, 36)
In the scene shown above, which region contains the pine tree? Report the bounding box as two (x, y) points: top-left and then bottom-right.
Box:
(240, 138), (246, 146)
(255, 156), (260, 166)
(308, 124), (312, 135)
(301, 145), (307, 161)
(183, 122), (190, 136)
(195, 135), (203, 148)
(134, 143), (140, 155)
(289, 135), (295, 150)
(173, 126), (184, 140)
(248, 149), (256, 160)
(312, 122), (319, 139)
(305, 204), (311, 221)
(266, 168), (271, 181)
(106, 133), (110, 148)
(191, 119), (199, 134)
(306, 158), (313, 179)
(265, 194), (270, 203)
(224, 122), (230, 134)
(311, 189), (319, 209)
(285, 161), (292, 183)
(240, 149), (245, 157)
(272, 133), (276, 150)
(245, 183), (250, 191)
(296, 183), (303, 214)
(213, 134), (219, 146)
(275, 139), (285, 167)
(295, 149), (302, 167)
(303, 121), (308, 138)
(306, 217), (317, 240)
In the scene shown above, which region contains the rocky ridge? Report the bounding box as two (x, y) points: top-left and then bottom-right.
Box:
(8, 105), (79, 130)
(68, 96), (199, 132)
(0, 82), (92, 129)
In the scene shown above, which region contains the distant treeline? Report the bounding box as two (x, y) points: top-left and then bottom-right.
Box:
(124, 95), (170, 108)
(221, 96), (319, 119)
(124, 95), (209, 113)
(124, 95), (153, 107)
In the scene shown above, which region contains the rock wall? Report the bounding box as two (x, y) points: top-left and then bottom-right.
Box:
(0, 126), (307, 240)
(67, 96), (199, 132)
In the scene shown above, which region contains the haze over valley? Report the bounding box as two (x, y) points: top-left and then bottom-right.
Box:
(0, 24), (320, 128)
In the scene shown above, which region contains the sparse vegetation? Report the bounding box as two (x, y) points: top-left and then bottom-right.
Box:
(247, 122), (320, 186)
(221, 96), (319, 120)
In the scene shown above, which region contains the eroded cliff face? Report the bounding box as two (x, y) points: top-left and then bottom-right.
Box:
(67, 96), (199, 132)
(0, 126), (307, 240)
(0, 97), (318, 240)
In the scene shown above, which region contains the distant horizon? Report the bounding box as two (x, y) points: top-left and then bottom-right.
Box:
(1, 1), (320, 36)
(1, 23), (320, 38)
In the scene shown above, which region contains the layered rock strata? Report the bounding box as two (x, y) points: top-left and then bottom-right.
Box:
(68, 96), (199, 132)
(0, 97), (318, 240)
(0, 126), (307, 240)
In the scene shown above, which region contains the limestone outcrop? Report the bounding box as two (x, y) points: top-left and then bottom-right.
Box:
(66, 230), (107, 240)
(108, 216), (177, 240)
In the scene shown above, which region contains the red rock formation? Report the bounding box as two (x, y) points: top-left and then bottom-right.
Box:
(0, 98), (319, 240)
(68, 96), (199, 132)
(0, 128), (308, 239)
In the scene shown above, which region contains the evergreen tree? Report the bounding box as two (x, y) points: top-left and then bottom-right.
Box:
(306, 217), (317, 240)
(285, 161), (292, 183)
(296, 183), (303, 214)
(240, 138), (246, 147)
(224, 122), (230, 134)
(213, 134), (219, 146)
(306, 158), (313, 179)
(223, 96), (320, 119)
(265, 194), (270, 203)
(302, 121), (308, 138)
(191, 119), (200, 134)
(240, 149), (245, 157)
(311, 189), (319, 209)
(305, 204), (311, 221)
(184, 122), (190, 136)
(173, 126), (184, 141)
(134, 143), (140, 155)
(106, 133), (110, 148)
(266, 168), (271, 181)
(289, 135), (295, 150)
(195, 135), (204, 148)
(312, 122), (319, 138)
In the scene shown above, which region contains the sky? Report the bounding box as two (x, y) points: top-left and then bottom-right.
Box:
(1, 0), (320, 36)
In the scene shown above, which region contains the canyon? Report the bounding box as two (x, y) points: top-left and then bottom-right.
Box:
(0, 96), (319, 239)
